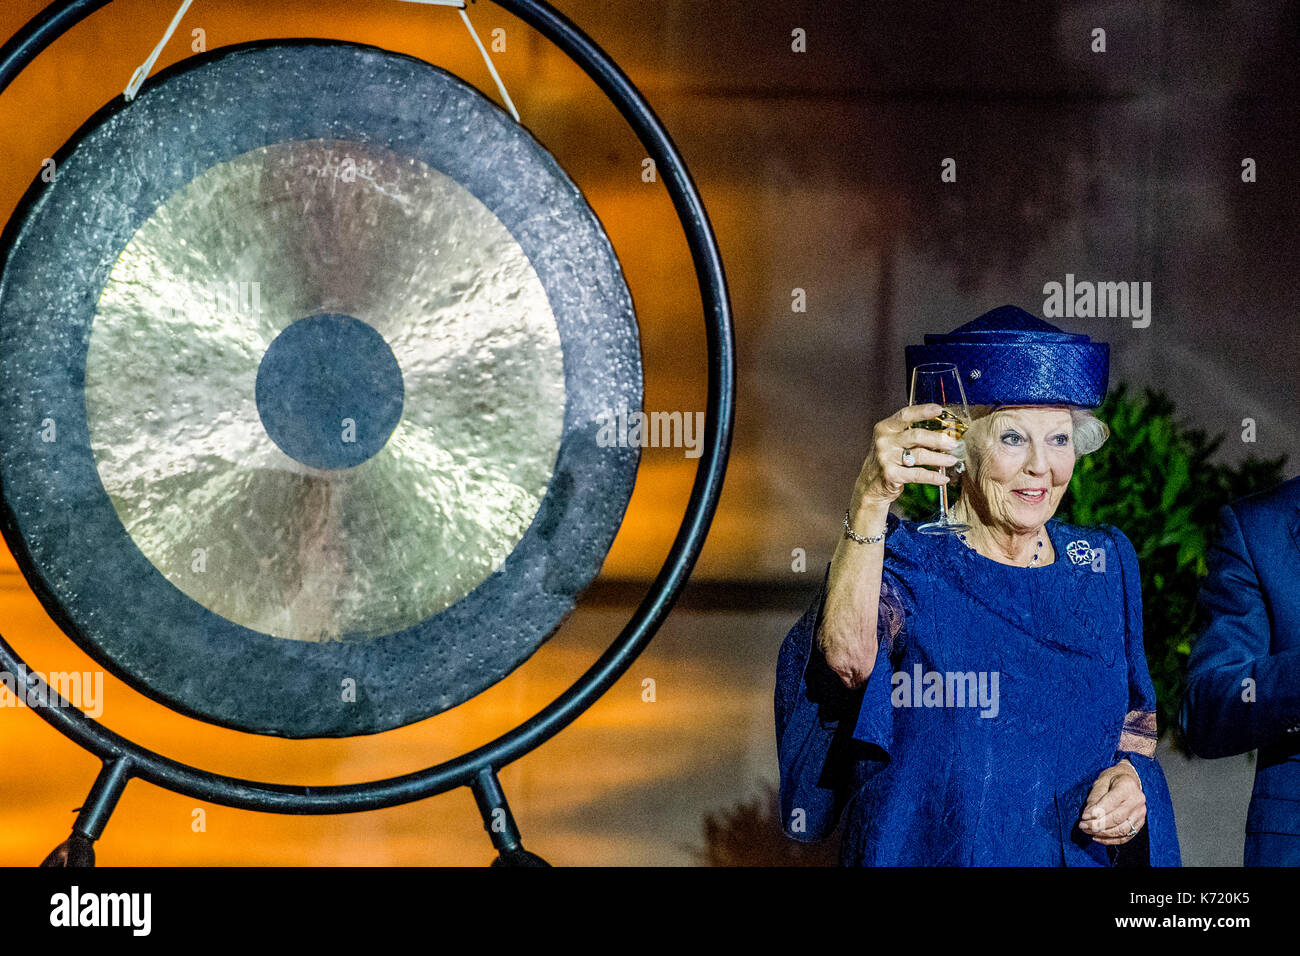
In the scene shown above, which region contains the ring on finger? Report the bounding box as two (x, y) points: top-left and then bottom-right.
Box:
(901, 449), (916, 468)
(1126, 819), (1139, 837)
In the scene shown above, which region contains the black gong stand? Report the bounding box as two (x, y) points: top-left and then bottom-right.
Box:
(0, 0), (734, 867)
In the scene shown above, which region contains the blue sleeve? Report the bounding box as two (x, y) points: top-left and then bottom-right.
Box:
(1106, 525), (1181, 866)
(1180, 504), (1300, 757)
(774, 561), (898, 843)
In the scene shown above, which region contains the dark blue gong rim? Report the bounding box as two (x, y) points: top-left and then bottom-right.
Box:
(0, 0), (734, 815)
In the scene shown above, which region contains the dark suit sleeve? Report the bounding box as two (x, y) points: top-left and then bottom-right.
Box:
(1181, 504), (1300, 758)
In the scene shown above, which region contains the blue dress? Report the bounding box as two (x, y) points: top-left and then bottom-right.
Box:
(775, 512), (1181, 866)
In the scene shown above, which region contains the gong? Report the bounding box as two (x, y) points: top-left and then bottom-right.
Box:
(0, 40), (642, 737)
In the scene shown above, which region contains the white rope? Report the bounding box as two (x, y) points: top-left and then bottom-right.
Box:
(396, 0), (521, 122)
(124, 0), (194, 102)
(123, 0), (519, 123)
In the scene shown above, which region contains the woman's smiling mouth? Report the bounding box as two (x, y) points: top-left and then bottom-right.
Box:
(1012, 488), (1048, 502)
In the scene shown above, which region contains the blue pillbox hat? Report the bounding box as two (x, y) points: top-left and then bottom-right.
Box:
(903, 305), (1109, 408)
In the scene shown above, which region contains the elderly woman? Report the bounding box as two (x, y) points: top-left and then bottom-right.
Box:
(775, 305), (1180, 866)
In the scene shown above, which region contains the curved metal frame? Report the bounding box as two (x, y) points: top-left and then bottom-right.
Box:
(0, 0), (734, 859)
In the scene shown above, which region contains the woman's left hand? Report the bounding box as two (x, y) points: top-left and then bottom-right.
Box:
(1079, 759), (1145, 845)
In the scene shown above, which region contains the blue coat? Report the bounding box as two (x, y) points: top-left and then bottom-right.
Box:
(776, 512), (1181, 866)
(1181, 475), (1300, 865)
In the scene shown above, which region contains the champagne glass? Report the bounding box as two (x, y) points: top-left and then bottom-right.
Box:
(908, 362), (970, 535)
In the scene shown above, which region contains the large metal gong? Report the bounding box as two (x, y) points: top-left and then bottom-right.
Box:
(0, 40), (642, 737)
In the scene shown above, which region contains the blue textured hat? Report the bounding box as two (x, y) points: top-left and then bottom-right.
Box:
(904, 305), (1109, 408)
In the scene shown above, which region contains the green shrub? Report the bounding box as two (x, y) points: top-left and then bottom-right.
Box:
(896, 384), (1286, 752)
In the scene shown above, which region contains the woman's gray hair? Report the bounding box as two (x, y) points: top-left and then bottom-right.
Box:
(954, 405), (1109, 468)
(1068, 407), (1110, 456)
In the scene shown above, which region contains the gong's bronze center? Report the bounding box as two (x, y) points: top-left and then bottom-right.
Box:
(86, 139), (566, 643)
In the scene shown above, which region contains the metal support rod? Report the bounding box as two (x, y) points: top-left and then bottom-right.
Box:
(73, 756), (134, 841)
(40, 756), (133, 866)
(470, 766), (521, 855)
(469, 767), (549, 866)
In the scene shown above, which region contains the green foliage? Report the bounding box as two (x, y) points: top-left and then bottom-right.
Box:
(896, 385), (1287, 752)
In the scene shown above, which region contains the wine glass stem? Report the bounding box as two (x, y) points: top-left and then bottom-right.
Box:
(938, 466), (950, 520)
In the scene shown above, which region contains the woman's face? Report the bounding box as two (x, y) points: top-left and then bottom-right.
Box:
(966, 406), (1075, 533)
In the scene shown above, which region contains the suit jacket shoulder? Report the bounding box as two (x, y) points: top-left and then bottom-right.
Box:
(1228, 474), (1300, 523)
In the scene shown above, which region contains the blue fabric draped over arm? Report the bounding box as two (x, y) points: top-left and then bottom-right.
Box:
(1106, 525), (1182, 866)
(775, 555), (902, 843)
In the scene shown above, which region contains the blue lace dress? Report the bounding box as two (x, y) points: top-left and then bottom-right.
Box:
(775, 512), (1181, 866)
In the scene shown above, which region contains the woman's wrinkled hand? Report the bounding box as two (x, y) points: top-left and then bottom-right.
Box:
(1079, 759), (1146, 845)
(850, 402), (961, 513)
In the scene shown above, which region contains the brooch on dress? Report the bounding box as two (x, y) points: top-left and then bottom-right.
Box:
(1065, 539), (1094, 566)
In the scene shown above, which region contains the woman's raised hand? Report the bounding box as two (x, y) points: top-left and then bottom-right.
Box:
(850, 403), (961, 512)
(818, 404), (962, 690)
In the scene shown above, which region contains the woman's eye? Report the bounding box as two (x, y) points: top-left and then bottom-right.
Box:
(1000, 432), (1023, 445)
(1051, 433), (1071, 446)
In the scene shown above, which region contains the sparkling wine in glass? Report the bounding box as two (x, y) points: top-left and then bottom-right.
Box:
(909, 363), (971, 535)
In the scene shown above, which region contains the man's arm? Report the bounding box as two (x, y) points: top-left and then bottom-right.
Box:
(1181, 504), (1300, 758)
